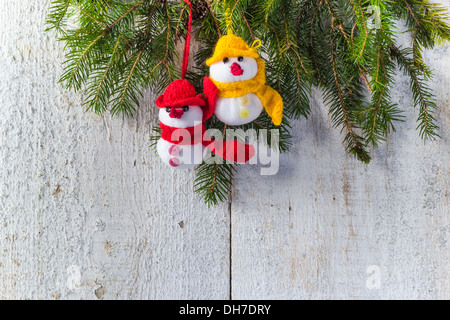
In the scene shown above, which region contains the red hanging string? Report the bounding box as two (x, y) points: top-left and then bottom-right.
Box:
(181, 0), (193, 80)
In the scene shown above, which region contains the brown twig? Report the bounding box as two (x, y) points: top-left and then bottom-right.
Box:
(206, 0), (221, 37)
(174, 7), (187, 44)
(241, 10), (255, 41)
(73, 5), (107, 28)
(107, 0), (145, 30)
(356, 0), (369, 60)
(403, 0), (422, 27)
(359, 67), (372, 91)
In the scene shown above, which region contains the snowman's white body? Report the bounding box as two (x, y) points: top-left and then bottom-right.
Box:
(209, 56), (263, 126)
(157, 139), (204, 170)
(157, 106), (205, 170)
(214, 93), (263, 126)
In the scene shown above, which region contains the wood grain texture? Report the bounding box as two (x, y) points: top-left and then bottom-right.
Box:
(0, 0), (448, 300)
(0, 0), (230, 300)
(231, 38), (450, 299)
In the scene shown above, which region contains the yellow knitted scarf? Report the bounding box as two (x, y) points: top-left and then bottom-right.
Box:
(210, 59), (283, 126)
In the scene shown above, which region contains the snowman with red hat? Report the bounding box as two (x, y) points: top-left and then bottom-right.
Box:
(156, 77), (255, 169)
(156, 78), (215, 169)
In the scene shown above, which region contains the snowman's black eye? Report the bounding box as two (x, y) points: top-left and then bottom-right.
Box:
(238, 56), (244, 62)
(182, 106), (189, 112)
(223, 57), (229, 64)
(166, 107), (171, 113)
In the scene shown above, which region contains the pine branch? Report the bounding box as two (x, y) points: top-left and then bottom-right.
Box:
(309, 0), (324, 85)
(194, 121), (236, 207)
(46, 0), (450, 205)
(149, 126), (162, 154)
(194, 161), (235, 207)
(106, 0), (145, 31)
(73, 4), (108, 28)
(60, 31), (106, 91)
(46, 0), (72, 33)
(390, 44), (440, 140)
(85, 35), (129, 114)
(328, 33), (370, 163)
(356, 2), (404, 147)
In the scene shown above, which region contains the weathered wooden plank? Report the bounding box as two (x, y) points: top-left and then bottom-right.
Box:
(231, 41), (450, 299)
(0, 0), (230, 300)
(0, 0), (449, 301)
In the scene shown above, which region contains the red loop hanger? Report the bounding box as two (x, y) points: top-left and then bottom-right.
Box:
(181, 0), (193, 80)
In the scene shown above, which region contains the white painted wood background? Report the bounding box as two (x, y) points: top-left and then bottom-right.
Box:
(0, 0), (449, 300)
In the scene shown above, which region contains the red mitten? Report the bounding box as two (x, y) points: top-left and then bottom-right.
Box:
(206, 140), (255, 164)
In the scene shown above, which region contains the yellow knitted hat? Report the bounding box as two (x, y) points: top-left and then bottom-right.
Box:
(206, 34), (260, 66)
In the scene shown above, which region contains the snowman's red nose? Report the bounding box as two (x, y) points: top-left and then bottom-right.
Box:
(230, 62), (244, 76)
(169, 108), (184, 119)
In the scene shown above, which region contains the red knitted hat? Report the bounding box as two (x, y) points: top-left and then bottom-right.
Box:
(156, 79), (206, 109)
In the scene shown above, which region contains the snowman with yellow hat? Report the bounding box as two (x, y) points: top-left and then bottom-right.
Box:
(206, 32), (283, 126)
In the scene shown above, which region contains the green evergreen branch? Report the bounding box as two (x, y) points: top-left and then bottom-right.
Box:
(46, 0), (71, 33)
(329, 34), (369, 162)
(206, 0), (222, 36)
(61, 31), (106, 91)
(149, 127), (162, 154)
(357, 3), (404, 147)
(194, 123), (236, 207)
(119, 49), (144, 114)
(73, 4), (108, 28)
(403, 0), (421, 26)
(194, 162), (235, 207)
(355, 0), (369, 61)
(46, 0), (450, 205)
(106, 0), (145, 31)
(390, 44), (440, 140)
(85, 35), (128, 114)
(309, 0), (324, 85)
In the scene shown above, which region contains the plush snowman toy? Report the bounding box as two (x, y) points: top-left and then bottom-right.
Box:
(156, 78), (255, 169)
(209, 56), (263, 125)
(156, 79), (213, 169)
(206, 34), (284, 126)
